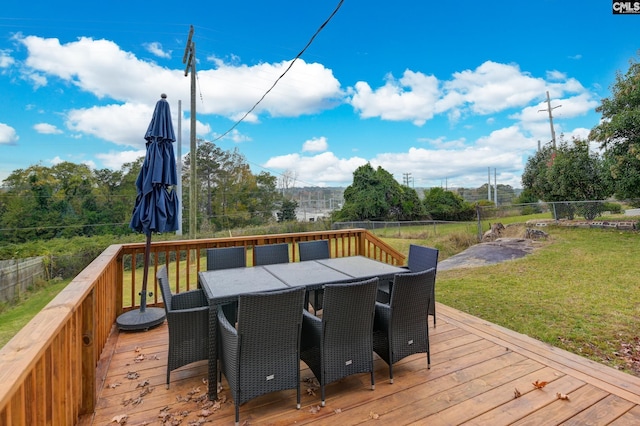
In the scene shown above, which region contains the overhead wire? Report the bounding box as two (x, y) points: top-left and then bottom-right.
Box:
(210, 0), (344, 143)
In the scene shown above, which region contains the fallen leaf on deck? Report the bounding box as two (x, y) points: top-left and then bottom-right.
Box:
(188, 386), (201, 395)
(136, 379), (150, 388)
(133, 396), (144, 406)
(309, 405), (321, 414)
(369, 411), (380, 419)
(556, 392), (570, 400)
(513, 388), (521, 398)
(111, 414), (128, 424)
(334, 408), (342, 414)
(198, 409), (212, 417)
(139, 386), (154, 397)
(135, 346), (142, 353)
(532, 380), (548, 389)
(134, 354), (146, 362)
(108, 382), (121, 389)
(125, 371), (140, 380)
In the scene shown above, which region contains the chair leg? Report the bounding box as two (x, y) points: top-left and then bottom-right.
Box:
(427, 329), (431, 369)
(166, 368), (170, 389)
(389, 363), (394, 384)
(370, 369), (375, 390)
(235, 403), (240, 426)
(314, 292), (320, 316)
(321, 383), (326, 407)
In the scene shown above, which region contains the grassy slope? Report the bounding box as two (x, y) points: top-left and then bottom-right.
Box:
(0, 279), (70, 348)
(381, 225), (640, 375)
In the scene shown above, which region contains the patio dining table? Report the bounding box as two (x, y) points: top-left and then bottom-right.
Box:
(198, 255), (406, 399)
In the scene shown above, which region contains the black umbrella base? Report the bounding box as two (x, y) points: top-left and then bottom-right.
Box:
(116, 307), (166, 331)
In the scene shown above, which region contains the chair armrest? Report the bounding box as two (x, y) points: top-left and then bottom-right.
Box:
(374, 301), (391, 331)
(301, 309), (322, 351)
(172, 289), (208, 310)
(217, 308), (238, 347)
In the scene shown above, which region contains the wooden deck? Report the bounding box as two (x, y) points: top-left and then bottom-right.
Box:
(79, 303), (640, 425)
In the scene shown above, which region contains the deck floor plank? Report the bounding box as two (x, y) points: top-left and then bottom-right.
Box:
(80, 304), (640, 425)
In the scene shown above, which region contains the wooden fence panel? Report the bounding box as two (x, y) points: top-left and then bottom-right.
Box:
(0, 257), (46, 303)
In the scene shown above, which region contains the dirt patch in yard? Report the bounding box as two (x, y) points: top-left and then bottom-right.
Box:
(438, 223), (548, 271)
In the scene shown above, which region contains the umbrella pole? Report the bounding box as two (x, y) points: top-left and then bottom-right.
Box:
(139, 231), (152, 313)
(116, 230), (165, 331)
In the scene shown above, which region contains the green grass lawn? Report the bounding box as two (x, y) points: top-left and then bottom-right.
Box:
(0, 279), (70, 348)
(435, 226), (640, 375)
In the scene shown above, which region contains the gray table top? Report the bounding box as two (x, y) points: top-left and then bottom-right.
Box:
(262, 260), (352, 287)
(198, 266), (289, 305)
(198, 256), (406, 305)
(316, 256), (405, 279)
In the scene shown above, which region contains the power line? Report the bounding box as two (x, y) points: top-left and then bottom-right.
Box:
(211, 0), (344, 142)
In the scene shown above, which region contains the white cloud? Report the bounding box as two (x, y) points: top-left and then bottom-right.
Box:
(302, 136), (328, 152)
(348, 60), (595, 132)
(95, 149), (146, 169)
(34, 123), (63, 134)
(66, 103), (154, 148)
(0, 49), (15, 68)
(49, 155), (63, 165)
(18, 35), (345, 119)
(349, 70), (440, 125)
(445, 61), (547, 115)
(198, 58), (344, 118)
(264, 152), (368, 187)
(0, 123), (18, 145)
(143, 42), (171, 59)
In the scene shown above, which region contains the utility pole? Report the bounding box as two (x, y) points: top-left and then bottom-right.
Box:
(494, 168), (498, 205)
(176, 100), (182, 235)
(402, 172), (412, 187)
(183, 25), (196, 239)
(538, 91), (561, 150)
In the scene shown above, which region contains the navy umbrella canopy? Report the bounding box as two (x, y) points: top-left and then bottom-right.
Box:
(117, 94), (180, 331)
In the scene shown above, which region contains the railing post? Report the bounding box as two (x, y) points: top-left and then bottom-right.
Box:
(81, 288), (96, 414)
(115, 255), (124, 316)
(357, 231), (366, 256)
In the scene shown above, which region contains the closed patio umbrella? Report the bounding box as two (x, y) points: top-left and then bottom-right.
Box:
(117, 94), (179, 331)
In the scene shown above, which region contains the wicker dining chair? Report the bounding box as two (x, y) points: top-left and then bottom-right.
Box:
(300, 277), (379, 406)
(217, 286), (306, 426)
(298, 240), (330, 314)
(377, 244), (439, 326)
(373, 268), (435, 384)
(157, 266), (209, 387)
(206, 246), (246, 270)
(206, 246), (246, 322)
(253, 242), (290, 266)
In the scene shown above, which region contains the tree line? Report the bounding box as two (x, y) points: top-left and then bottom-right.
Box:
(0, 140), (293, 244)
(331, 163), (491, 222)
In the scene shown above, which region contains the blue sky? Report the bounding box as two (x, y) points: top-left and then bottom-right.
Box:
(0, 1), (638, 189)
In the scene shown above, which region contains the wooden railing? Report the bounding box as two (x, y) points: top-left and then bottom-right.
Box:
(0, 229), (404, 425)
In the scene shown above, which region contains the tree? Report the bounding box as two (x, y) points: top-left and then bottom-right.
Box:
(422, 187), (474, 221)
(334, 163), (419, 221)
(183, 140), (281, 231)
(546, 139), (611, 201)
(589, 54), (640, 200)
(277, 199), (298, 222)
(522, 138), (612, 203)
